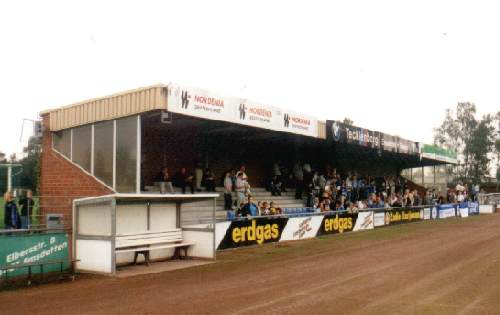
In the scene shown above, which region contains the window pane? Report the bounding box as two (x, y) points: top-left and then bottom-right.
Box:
(72, 125), (92, 172)
(423, 166), (434, 185)
(94, 121), (114, 187)
(116, 116), (137, 193)
(412, 167), (423, 185)
(53, 129), (71, 158)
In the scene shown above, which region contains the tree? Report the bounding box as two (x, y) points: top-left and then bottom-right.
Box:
(343, 117), (354, 125)
(434, 102), (497, 185)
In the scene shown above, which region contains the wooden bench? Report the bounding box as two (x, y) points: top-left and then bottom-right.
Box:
(115, 229), (194, 265)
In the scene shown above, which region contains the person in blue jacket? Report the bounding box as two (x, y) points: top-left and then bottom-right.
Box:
(4, 192), (21, 229)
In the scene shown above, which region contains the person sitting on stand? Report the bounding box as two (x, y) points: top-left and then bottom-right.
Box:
(239, 196), (259, 217)
(270, 175), (283, 196)
(269, 201), (281, 215)
(203, 168), (216, 192)
(174, 167), (195, 194)
(154, 166), (174, 193)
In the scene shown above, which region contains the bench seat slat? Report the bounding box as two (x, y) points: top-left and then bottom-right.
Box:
(116, 229), (181, 237)
(116, 237), (183, 248)
(115, 242), (194, 254)
(116, 233), (182, 242)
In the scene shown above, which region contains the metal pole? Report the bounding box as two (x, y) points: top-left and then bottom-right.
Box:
(7, 165), (12, 192)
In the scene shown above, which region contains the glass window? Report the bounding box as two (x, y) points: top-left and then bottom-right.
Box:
(53, 129), (71, 158)
(94, 121), (114, 187)
(423, 166), (434, 185)
(72, 125), (92, 172)
(411, 167), (423, 185)
(116, 116), (137, 193)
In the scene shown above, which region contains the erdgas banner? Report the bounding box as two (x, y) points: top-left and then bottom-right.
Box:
(167, 84), (318, 137)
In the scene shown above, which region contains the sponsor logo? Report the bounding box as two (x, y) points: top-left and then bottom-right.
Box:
(293, 217), (312, 239)
(359, 213), (373, 229)
(231, 220), (280, 245)
(181, 90), (190, 109)
(432, 207), (437, 219)
(239, 103), (247, 120)
(324, 215), (353, 233)
(384, 210), (421, 224)
(283, 113), (290, 128)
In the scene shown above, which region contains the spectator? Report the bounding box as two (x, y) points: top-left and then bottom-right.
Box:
(293, 162), (304, 199)
(312, 197), (321, 212)
(223, 172), (233, 211)
(154, 166), (174, 193)
(173, 167), (195, 194)
(239, 196), (259, 217)
(18, 190), (34, 229)
(261, 201), (271, 215)
(334, 200), (344, 211)
(235, 172), (247, 207)
(194, 162), (204, 192)
(239, 165), (248, 181)
(203, 168), (216, 192)
(269, 201), (281, 215)
(4, 192), (20, 229)
(270, 175), (283, 196)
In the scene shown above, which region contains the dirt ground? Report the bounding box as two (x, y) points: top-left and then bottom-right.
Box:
(2, 213), (500, 315)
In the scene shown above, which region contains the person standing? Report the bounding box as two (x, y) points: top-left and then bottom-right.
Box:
(223, 172), (233, 211)
(4, 192), (21, 229)
(18, 190), (34, 229)
(235, 172), (247, 207)
(154, 166), (174, 193)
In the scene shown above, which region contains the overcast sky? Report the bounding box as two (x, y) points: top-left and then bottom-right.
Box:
(1, 0), (499, 157)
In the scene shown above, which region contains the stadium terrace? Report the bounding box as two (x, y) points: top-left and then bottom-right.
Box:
(34, 83), (471, 275)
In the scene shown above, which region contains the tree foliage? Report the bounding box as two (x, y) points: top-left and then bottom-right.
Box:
(434, 102), (497, 184)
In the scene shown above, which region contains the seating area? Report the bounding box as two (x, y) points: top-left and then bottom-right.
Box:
(144, 186), (307, 223)
(115, 229), (194, 265)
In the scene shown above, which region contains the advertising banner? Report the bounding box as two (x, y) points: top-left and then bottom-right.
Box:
(280, 110), (318, 138)
(459, 206), (469, 217)
(327, 120), (382, 149)
(217, 217), (289, 249)
(0, 232), (69, 277)
(317, 211), (373, 236)
(374, 212), (386, 227)
(280, 215), (324, 241)
(468, 202), (479, 215)
(437, 204), (456, 219)
(384, 209), (422, 225)
(168, 84), (318, 137)
(168, 84), (237, 123)
(479, 205), (495, 214)
(423, 208), (431, 220)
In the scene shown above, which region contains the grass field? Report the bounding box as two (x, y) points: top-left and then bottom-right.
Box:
(2, 213), (500, 314)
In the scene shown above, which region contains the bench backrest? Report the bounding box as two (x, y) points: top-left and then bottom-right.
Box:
(115, 229), (183, 248)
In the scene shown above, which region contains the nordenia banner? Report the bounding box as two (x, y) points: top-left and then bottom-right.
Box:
(167, 84), (318, 137)
(0, 232), (69, 277)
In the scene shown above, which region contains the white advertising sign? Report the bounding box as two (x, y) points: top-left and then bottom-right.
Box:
(167, 84), (318, 137)
(280, 215), (324, 241)
(479, 205), (495, 214)
(353, 211), (374, 231)
(439, 208), (456, 219)
(168, 84), (237, 122)
(374, 212), (385, 227)
(280, 109), (318, 138)
(236, 100), (282, 131)
(423, 208), (431, 220)
(459, 207), (469, 218)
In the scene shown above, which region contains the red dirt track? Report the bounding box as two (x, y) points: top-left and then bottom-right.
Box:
(2, 214), (500, 314)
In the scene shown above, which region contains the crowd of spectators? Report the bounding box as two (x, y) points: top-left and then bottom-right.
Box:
(153, 162), (481, 219)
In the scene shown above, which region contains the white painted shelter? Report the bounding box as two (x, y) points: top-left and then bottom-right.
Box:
(73, 193), (218, 275)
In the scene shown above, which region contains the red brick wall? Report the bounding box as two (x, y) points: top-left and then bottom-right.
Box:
(40, 115), (113, 225)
